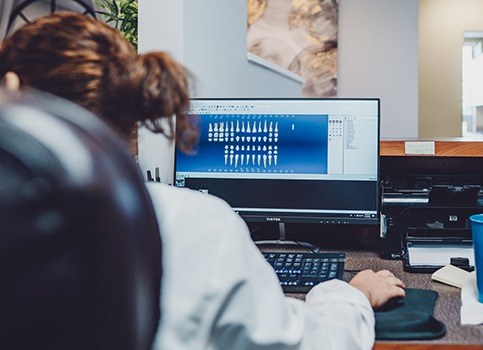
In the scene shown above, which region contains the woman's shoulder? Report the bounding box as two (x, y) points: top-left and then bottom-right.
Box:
(145, 182), (239, 220)
(145, 182), (251, 254)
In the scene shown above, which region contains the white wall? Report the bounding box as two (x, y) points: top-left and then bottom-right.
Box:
(338, 0), (419, 139)
(138, 0), (419, 183)
(138, 0), (185, 184)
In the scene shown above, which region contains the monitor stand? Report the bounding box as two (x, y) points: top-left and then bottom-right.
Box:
(255, 223), (320, 253)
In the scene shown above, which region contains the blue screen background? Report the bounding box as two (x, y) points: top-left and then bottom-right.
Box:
(176, 114), (328, 174)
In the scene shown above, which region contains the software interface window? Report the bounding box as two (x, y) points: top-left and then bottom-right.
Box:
(175, 99), (380, 224)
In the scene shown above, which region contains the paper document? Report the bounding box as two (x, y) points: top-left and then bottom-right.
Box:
(431, 264), (471, 288)
(461, 272), (483, 325)
(405, 141), (435, 155)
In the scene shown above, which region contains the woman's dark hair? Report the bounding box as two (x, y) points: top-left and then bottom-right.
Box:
(0, 12), (198, 151)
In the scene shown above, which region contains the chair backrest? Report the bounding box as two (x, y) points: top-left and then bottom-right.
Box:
(4, 0), (97, 36)
(0, 90), (161, 350)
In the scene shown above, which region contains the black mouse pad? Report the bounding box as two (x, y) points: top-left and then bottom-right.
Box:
(374, 288), (446, 340)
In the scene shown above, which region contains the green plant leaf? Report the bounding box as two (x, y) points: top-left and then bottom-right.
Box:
(94, 0), (138, 49)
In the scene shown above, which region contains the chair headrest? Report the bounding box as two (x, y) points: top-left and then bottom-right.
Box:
(0, 89), (161, 350)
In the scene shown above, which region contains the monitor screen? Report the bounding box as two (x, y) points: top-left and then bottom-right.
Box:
(175, 98), (380, 225)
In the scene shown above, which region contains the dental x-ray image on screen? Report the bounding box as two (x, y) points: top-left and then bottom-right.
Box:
(175, 98), (380, 226)
(176, 114), (328, 174)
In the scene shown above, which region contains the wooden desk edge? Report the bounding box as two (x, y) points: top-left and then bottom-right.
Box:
(380, 140), (483, 157)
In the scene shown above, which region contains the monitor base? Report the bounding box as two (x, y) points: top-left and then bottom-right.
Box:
(254, 223), (320, 253)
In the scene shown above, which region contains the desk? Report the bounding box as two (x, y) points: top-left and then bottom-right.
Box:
(255, 236), (483, 348)
(279, 250), (483, 349)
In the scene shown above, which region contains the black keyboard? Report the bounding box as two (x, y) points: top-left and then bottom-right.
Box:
(263, 252), (345, 293)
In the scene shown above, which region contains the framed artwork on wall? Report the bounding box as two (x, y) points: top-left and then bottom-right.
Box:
(247, 0), (338, 97)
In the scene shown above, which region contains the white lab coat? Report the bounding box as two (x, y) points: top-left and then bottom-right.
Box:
(147, 183), (375, 350)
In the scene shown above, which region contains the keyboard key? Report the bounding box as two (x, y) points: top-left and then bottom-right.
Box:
(263, 252), (345, 293)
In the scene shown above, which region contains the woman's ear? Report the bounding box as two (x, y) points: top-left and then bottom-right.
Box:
(2, 71), (20, 91)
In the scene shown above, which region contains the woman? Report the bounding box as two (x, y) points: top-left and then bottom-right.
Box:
(0, 12), (405, 350)
(0, 11), (197, 151)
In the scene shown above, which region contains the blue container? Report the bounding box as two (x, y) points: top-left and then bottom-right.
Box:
(469, 214), (483, 303)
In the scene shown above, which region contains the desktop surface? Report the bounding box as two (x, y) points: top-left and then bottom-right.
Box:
(344, 250), (482, 347)
(252, 222), (482, 346)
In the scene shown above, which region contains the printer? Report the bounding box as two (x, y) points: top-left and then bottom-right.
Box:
(379, 152), (483, 272)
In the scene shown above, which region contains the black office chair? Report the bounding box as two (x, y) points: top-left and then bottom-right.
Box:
(0, 90), (161, 350)
(5, 0), (97, 36)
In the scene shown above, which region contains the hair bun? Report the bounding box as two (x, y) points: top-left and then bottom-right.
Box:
(135, 52), (197, 151)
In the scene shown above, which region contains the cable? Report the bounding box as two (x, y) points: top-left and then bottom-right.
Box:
(293, 240), (318, 253)
(249, 223), (270, 235)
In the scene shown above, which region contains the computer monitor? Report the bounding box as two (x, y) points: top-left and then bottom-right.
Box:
(175, 98), (380, 226)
